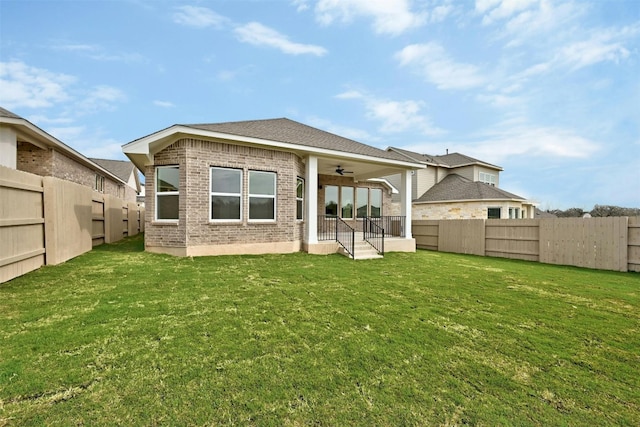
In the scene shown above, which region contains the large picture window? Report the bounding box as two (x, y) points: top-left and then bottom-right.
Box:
(341, 186), (354, 219)
(211, 167), (242, 221)
(325, 185), (338, 217)
(296, 177), (304, 220)
(356, 188), (369, 218)
(249, 170), (276, 220)
(156, 166), (179, 221)
(370, 188), (382, 218)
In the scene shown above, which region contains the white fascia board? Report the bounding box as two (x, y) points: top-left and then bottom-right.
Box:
(125, 125), (426, 170)
(3, 116), (127, 185)
(366, 178), (399, 194)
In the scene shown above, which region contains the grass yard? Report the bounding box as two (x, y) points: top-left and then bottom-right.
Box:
(1, 235), (638, 426)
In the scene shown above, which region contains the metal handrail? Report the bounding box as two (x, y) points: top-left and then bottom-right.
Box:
(335, 217), (355, 258)
(363, 217), (384, 255)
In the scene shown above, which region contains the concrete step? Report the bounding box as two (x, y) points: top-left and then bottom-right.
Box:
(338, 241), (383, 260)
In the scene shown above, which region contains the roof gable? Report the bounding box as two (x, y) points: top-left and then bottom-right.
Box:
(414, 174), (525, 203)
(182, 118), (408, 162)
(123, 118), (423, 172)
(387, 146), (502, 171)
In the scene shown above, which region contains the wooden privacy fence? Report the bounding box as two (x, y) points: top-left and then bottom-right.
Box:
(413, 217), (640, 273)
(0, 166), (144, 283)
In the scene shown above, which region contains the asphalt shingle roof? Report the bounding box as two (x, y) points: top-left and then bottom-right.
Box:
(388, 146), (502, 170)
(0, 106), (22, 119)
(183, 118), (410, 163)
(90, 158), (136, 183)
(414, 174), (525, 203)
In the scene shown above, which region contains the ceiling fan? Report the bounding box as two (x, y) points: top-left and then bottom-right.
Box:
(335, 166), (354, 176)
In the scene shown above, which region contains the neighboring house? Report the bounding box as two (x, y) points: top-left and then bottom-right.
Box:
(122, 118), (424, 258)
(136, 183), (145, 206)
(0, 106), (137, 202)
(384, 147), (536, 219)
(90, 158), (141, 203)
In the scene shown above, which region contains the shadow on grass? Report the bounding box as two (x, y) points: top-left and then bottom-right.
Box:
(93, 233), (145, 253)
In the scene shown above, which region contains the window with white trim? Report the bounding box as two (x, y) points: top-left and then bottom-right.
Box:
(95, 174), (104, 193)
(479, 172), (497, 186)
(296, 177), (304, 220)
(356, 187), (369, 218)
(211, 167), (242, 221)
(370, 188), (382, 218)
(325, 185), (338, 217)
(249, 170), (276, 221)
(156, 166), (179, 221)
(341, 186), (354, 219)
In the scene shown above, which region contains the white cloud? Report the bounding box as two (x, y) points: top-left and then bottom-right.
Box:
(292, 0), (310, 12)
(477, 0), (539, 25)
(53, 43), (144, 63)
(336, 90), (445, 136)
(314, 0), (426, 35)
(395, 42), (486, 90)
(0, 61), (75, 109)
(555, 24), (639, 70)
(467, 124), (601, 163)
(234, 22), (328, 56)
(305, 116), (375, 142)
(172, 6), (230, 29)
(153, 100), (174, 108)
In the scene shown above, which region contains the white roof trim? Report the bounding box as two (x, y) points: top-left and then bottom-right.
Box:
(1, 116), (128, 185)
(123, 125), (426, 170)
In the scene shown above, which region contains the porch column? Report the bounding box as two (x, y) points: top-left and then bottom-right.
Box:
(0, 126), (17, 169)
(401, 169), (412, 239)
(305, 155), (318, 244)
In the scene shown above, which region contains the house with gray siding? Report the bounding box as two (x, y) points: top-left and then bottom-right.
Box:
(122, 118), (424, 258)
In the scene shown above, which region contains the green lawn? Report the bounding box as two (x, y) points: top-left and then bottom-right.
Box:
(1, 234), (638, 426)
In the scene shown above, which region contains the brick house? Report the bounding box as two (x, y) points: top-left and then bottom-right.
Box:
(0, 106), (138, 203)
(122, 118), (424, 258)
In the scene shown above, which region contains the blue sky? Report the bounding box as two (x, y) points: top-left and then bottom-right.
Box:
(1, 0), (638, 210)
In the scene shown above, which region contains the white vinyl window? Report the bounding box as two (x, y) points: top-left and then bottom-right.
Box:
(341, 186), (354, 219)
(370, 188), (382, 218)
(156, 166), (179, 221)
(479, 172), (497, 186)
(249, 170), (276, 221)
(296, 177), (304, 221)
(211, 167), (242, 221)
(356, 187), (369, 218)
(95, 174), (104, 193)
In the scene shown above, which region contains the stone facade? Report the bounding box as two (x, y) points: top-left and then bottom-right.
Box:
(411, 201), (535, 220)
(17, 141), (136, 202)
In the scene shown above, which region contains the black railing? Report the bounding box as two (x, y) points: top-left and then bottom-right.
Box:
(335, 217), (355, 258)
(318, 215), (338, 241)
(356, 216), (406, 237)
(363, 217), (384, 255)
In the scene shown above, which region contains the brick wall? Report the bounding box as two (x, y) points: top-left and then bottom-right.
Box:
(145, 138), (305, 251)
(17, 141), (136, 203)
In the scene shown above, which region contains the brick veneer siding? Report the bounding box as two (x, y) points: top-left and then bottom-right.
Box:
(17, 142), (136, 202)
(145, 138), (305, 254)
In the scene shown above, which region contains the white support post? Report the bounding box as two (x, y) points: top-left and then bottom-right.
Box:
(305, 155), (318, 245)
(0, 126), (17, 169)
(401, 169), (412, 239)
